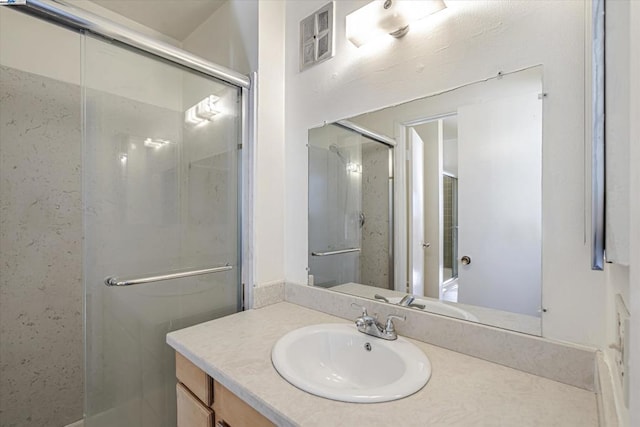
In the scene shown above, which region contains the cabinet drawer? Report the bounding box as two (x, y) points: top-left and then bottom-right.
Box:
(212, 381), (275, 427)
(176, 352), (213, 406)
(176, 382), (214, 427)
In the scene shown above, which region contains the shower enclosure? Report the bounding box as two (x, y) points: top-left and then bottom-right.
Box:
(0, 3), (248, 426)
(83, 35), (242, 426)
(308, 123), (394, 290)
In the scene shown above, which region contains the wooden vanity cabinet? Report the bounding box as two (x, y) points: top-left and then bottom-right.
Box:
(175, 352), (275, 427)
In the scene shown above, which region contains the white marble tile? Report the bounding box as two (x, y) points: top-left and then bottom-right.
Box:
(284, 283), (597, 391)
(167, 303), (598, 427)
(0, 65), (83, 426)
(360, 143), (390, 289)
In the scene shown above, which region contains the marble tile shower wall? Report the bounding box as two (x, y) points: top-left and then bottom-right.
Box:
(0, 66), (83, 426)
(360, 142), (390, 288)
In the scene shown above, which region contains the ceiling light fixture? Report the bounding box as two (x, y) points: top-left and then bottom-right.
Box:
(346, 0), (446, 47)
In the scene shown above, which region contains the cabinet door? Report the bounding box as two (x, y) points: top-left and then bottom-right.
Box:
(176, 352), (213, 406)
(212, 381), (274, 427)
(176, 383), (214, 427)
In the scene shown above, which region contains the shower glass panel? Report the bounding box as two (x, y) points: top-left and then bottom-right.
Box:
(308, 124), (392, 289)
(83, 35), (240, 426)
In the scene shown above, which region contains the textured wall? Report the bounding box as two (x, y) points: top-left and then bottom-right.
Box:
(360, 143), (390, 289)
(0, 66), (83, 426)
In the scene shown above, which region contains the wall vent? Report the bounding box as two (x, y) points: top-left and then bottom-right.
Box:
(300, 2), (334, 71)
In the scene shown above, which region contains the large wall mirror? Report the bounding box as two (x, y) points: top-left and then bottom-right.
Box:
(308, 66), (543, 335)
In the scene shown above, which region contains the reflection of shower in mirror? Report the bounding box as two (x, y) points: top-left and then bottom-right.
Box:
(308, 124), (394, 290)
(329, 143), (349, 163)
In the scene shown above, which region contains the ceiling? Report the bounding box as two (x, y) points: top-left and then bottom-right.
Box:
(91, 0), (227, 41)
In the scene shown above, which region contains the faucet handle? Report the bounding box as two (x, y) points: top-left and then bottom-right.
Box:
(350, 302), (368, 317)
(374, 294), (389, 303)
(385, 314), (406, 333)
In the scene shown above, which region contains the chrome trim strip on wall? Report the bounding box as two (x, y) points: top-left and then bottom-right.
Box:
(12, 0), (250, 89)
(311, 248), (361, 257)
(336, 120), (396, 147)
(104, 265), (233, 287)
(591, 0), (605, 270)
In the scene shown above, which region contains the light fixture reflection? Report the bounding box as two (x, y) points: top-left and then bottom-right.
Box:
(346, 162), (362, 173)
(143, 138), (173, 149)
(346, 0), (446, 47)
(185, 95), (221, 125)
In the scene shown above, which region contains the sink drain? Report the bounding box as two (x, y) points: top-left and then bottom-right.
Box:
(364, 342), (372, 351)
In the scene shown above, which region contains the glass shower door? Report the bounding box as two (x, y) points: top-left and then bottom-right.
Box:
(83, 35), (241, 427)
(308, 124), (392, 290)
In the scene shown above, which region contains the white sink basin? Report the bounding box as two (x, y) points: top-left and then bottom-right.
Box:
(271, 323), (431, 403)
(387, 297), (479, 322)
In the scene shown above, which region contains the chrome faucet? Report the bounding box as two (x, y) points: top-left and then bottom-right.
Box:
(398, 294), (426, 310)
(374, 294), (389, 303)
(398, 295), (415, 306)
(351, 303), (406, 340)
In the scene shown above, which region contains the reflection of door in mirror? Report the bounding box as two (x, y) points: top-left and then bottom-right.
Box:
(408, 116), (459, 302)
(408, 92), (541, 317)
(457, 93), (542, 317)
(308, 123), (393, 289)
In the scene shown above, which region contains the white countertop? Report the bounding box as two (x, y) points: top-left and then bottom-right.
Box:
(166, 302), (598, 427)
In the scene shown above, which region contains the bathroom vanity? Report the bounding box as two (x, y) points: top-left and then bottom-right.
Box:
(167, 301), (600, 427)
(175, 352), (273, 427)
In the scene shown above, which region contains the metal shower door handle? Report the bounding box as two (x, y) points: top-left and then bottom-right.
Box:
(104, 265), (233, 287)
(460, 256), (471, 265)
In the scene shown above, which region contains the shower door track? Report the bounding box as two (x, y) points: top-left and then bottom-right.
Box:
(8, 0), (251, 89)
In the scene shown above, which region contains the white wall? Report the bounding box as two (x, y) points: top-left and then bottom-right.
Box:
(254, 0), (286, 286)
(0, 7), (80, 84)
(284, 0), (606, 347)
(602, 0), (636, 424)
(72, 0), (182, 47)
(182, 0), (258, 75)
(443, 138), (458, 176)
(605, 0), (630, 266)
(414, 123), (441, 299)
